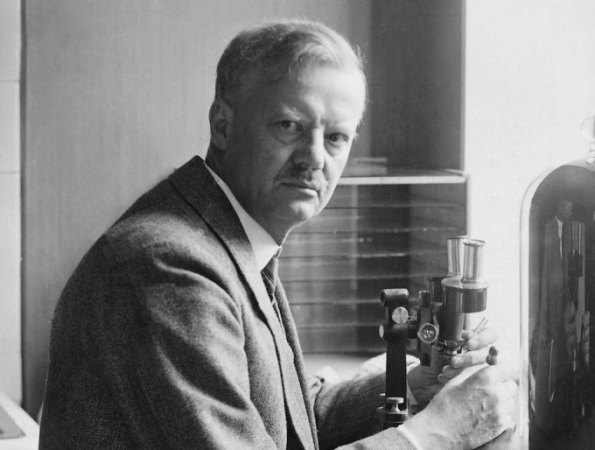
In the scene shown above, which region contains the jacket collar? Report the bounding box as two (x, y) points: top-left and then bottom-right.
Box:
(168, 156), (278, 325)
(203, 163), (280, 271)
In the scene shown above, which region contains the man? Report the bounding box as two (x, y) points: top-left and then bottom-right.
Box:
(39, 20), (517, 449)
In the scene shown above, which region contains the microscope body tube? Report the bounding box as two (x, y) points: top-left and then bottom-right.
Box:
(435, 237), (468, 349)
(433, 239), (489, 371)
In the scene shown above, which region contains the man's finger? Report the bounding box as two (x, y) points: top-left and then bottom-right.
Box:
(449, 347), (490, 368)
(438, 371), (460, 384)
(462, 326), (498, 350)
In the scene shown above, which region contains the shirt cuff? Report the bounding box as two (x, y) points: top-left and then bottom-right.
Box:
(398, 422), (424, 450)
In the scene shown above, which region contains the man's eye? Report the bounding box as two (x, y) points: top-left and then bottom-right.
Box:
(326, 133), (349, 146)
(278, 120), (301, 133)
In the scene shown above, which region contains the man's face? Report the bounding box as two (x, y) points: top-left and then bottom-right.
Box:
(220, 65), (366, 242)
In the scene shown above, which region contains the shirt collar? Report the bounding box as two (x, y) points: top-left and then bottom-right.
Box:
(205, 164), (280, 271)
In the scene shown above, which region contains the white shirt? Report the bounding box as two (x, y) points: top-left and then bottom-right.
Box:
(205, 164), (280, 271)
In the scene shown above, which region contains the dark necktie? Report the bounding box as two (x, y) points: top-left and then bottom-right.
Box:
(261, 256), (284, 325)
(261, 255), (319, 447)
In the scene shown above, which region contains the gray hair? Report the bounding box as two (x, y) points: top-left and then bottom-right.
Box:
(215, 19), (366, 104)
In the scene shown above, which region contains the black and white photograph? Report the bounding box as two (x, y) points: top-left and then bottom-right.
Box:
(1, 1), (594, 449)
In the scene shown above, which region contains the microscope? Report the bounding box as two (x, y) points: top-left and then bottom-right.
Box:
(377, 236), (489, 428)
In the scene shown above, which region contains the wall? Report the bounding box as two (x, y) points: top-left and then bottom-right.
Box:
(465, 1), (595, 352)
(0, 0), (21, 403)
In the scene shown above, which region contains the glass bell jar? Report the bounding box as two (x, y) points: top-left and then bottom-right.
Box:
(521, 117), (595, 449)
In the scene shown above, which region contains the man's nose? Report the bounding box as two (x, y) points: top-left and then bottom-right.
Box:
(292, 129), (325, 169)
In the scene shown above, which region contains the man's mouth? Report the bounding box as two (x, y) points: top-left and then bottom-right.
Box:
(281, 179), (322, 192)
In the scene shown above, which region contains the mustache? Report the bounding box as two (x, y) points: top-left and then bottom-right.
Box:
(277, 165), (329, 191)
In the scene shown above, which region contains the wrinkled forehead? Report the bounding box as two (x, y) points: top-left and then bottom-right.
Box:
(231, 62), (367, 112)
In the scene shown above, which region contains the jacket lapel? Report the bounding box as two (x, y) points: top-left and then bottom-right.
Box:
(168, 156), (316, 450)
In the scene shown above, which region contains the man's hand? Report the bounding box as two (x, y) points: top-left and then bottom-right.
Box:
(402, 363), (519, 450)
(407, 325), (498, 407)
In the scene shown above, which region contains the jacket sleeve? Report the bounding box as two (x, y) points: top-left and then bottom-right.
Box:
(312, 371), (419, 449)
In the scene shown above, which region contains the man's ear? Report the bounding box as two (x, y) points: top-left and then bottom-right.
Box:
(209, 98), (233, 150)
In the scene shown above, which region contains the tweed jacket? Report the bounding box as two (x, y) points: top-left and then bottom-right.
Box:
(39, 156), (416, 449)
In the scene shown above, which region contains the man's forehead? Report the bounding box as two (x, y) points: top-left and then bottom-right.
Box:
(234, 62), (365, 101)
(249, 70), (364, 117)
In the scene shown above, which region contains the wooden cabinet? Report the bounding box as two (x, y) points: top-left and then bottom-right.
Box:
(280, 157), (467, 354)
